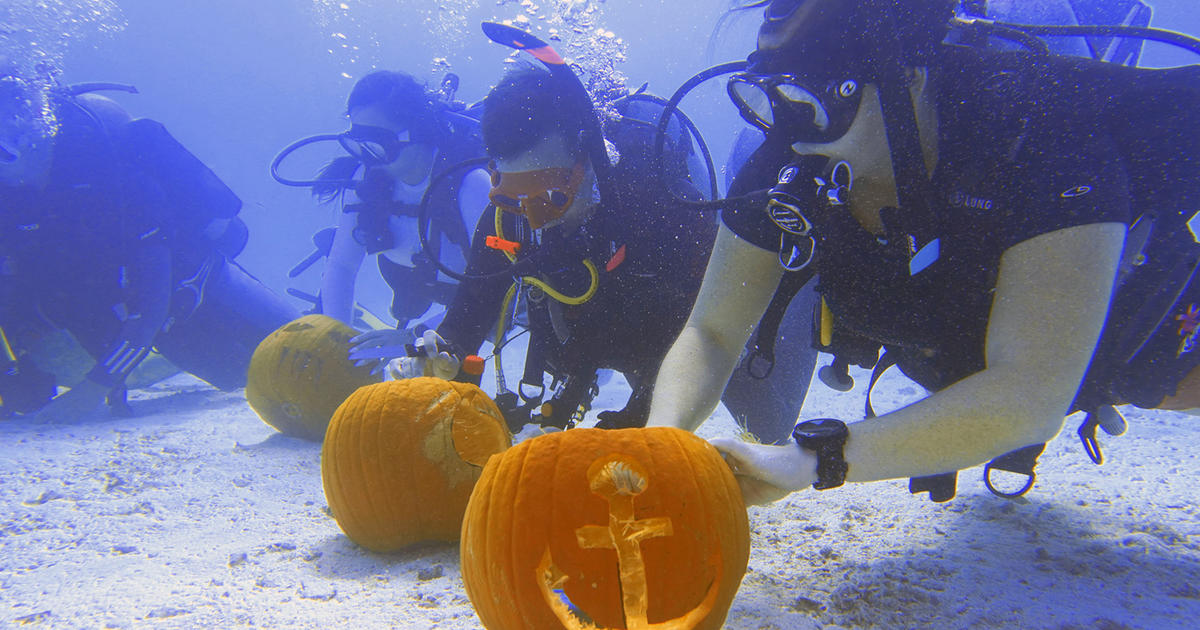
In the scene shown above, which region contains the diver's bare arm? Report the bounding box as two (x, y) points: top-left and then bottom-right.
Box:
(843, 221), (1125, 482)
(321, 210), (367, 325)
(647, 225), (784, 432)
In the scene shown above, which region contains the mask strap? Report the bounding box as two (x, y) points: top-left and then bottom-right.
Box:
(874, 10), (941, 276)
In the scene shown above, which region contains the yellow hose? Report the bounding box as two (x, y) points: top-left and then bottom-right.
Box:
(489, 208), (602, 383)
(492, 208), (600, 306)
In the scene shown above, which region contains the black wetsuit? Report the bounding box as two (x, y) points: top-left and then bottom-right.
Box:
(1, 96), (297, 412)
(438, 126), (717, 428)
(724, 48), (1134, 395)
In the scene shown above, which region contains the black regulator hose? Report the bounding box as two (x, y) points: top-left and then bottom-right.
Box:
(982, 20), (1200, 59)
(618, 92), (720, 201)
(415, 156), (541, 283)
(651, 60), (750, 211)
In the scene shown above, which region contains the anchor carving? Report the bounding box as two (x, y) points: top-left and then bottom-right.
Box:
(536, 455), (723, 630)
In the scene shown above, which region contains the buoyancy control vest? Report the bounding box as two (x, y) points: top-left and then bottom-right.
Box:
(493, 94), (715, 430)
(802, 45), (1200, 502)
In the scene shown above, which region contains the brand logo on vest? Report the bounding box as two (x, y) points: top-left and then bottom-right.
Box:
(1060, 185), (1092, 198)
(950, 190), (994, 211)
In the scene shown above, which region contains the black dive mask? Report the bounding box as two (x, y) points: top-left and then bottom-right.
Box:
(339, 123), (411, 166)
(727, 71), (862, 143)
(270, 125), (436, 188)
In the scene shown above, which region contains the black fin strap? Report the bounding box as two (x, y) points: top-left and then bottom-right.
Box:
(909, 473), (958, 502)
(863, 351), (898, 419)
(1078, 413), (1104, 465)
(983, 443), (1046, 499)
(746, 267), (816, 379)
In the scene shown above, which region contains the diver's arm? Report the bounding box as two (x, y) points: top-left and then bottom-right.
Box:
(437, 207), (525, 356)
(715, 221), (1125, 497)
(842, 221), (1124, 480)
(321, 209), (366, 325)
(456, 168), (492, 240)
(647, 224), (784, 431)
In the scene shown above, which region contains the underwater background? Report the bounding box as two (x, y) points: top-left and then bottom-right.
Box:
(4, 1), (1200, 629)
(31, 0), (1197, 326)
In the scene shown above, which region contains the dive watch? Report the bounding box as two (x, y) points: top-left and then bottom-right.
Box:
(792, 418), (849, 490)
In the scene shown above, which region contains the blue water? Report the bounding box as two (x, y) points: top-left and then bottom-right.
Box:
(14, 0), (1199, 319)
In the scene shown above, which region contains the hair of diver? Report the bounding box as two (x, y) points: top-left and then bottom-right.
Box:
(705, 0), (773, 65)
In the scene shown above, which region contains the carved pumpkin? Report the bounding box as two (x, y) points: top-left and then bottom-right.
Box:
(245, 314), (380, 441)
(322, 377), (511, 552)
(461, 427), (750, 630)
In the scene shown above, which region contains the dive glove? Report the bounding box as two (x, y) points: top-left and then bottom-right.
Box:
(385, 329), (461, 381)
(349, 328), (415, 374)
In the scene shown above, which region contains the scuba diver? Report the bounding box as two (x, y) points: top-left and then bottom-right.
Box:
(0, 66), (299, 421)
(647, 0), (1200, 505)
(272, 70), (490, 351)
(389, 23), (720, 432)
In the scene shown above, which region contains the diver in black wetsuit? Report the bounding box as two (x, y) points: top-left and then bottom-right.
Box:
(390, 62), (718, 432)
(650, 0), (1200, 505)
(273, 70), (490, 337)
(0, 72), (298, 421)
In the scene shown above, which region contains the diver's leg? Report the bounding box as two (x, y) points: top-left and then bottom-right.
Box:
(155, 257), (300, 390)
(721, 282), (818, 444)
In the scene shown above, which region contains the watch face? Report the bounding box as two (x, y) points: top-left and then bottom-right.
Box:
(795, 418), (848, 441)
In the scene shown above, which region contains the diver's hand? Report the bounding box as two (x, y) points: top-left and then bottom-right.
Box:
(29, 378), (109, 424)
(385, 330), (461, 381)
(348, 328), (411, 374)
(708, 437), (817, 506)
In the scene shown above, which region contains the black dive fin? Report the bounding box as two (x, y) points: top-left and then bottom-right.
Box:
(720, 281), (819, 444)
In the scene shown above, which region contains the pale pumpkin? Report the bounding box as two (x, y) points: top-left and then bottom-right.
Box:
(461, 427), (750, 630)
(245, 314), (380, 441)
(322, 377), (511, 552)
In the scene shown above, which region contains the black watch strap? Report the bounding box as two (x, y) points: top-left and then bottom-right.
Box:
(793, 418), (849, 490)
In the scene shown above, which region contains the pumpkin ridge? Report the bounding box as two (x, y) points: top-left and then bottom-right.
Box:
(670, 428), (749, 628)
(328, 389), (356, 533)
(386, 382), (419, 543)
(662, 428), (717, 618)
(507, 438), (539, 628)
(327, 387), (358, 541)
(359, 384), (389, 546)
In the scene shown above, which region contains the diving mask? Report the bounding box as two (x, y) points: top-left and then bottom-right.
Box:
(488, 159), (587, 230)
(340, 123), (436, 185)
(270, 124), (436, 188)
(727, 72), (862, 142)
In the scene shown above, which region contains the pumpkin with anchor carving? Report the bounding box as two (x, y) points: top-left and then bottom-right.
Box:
(322, 377), (511, 552)
(461, 427), (750, 630)
(245, 314), (380, 441)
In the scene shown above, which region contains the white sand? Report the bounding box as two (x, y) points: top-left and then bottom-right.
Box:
(3, 364), (1199, 629)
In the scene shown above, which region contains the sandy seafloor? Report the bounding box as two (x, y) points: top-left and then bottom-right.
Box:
(3, 357), (1199, 630)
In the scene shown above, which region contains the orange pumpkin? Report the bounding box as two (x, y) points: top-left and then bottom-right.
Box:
(322, 377), (511, 552)
(461, 427), (750, 630)
(245, 314), (380, 441)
